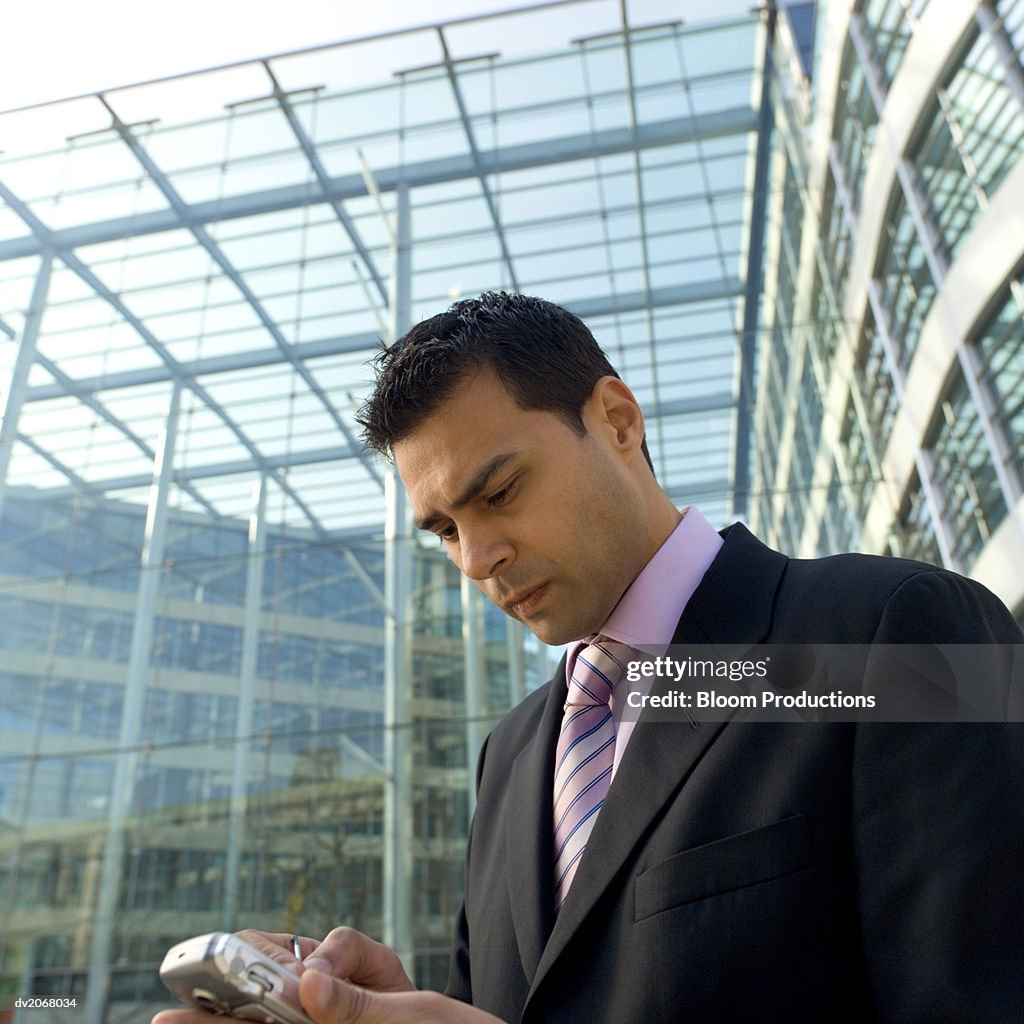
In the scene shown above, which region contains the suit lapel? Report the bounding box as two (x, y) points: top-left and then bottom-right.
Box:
(672, 523), (786, 649)
(530, 702), (730, 997)
(504, 656), (566, 983)
(524, 523), (789, 1005)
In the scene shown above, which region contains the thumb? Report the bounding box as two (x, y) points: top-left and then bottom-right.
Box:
(300, 969), (506, 1024)
(301, 969), (380, 1024)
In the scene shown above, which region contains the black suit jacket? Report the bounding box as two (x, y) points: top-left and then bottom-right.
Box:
(445, 524), (1024, 1022)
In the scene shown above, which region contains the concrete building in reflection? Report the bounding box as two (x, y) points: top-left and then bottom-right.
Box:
(0, 1), (1021, 1022)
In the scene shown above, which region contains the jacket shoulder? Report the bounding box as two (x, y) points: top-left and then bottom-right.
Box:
(777, 549), (1021, 643)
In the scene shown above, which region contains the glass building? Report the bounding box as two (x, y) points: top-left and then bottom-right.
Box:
(0, 3), (774, 1020)
(751, 0), (1024, 622)
(0, 1), (1021, 1021)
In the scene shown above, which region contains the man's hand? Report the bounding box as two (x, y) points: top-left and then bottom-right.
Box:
(280, 927), (415, 993)
(299, 969), (506, 1023)
(152, 928), (418, 1024)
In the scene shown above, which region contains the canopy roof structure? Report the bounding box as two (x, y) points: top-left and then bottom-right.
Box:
(0, 0), (772, 539)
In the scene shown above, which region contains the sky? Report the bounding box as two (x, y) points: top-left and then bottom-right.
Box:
(1, 0), (754, 112)
(1, 0), (528, 111)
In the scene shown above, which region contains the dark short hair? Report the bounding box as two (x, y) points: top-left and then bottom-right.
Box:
(358, 291), (653, 469)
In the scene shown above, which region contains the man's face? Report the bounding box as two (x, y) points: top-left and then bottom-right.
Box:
(393, 369), (654, 646)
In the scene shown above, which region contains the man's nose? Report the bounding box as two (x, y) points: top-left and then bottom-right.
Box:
(458, 525), (514, 581)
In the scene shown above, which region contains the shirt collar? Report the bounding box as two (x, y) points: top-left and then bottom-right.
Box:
(565, 506), (724, 679)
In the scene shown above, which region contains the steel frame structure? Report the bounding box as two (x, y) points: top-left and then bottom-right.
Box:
(0, 3), (778, 1015)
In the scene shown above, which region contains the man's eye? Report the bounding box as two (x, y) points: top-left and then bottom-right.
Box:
(488, 480), (517, 506)
(438, 525), (458, 543)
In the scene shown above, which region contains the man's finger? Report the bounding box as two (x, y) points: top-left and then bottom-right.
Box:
(236, 930), (313, 971)
(302, 971), (377, 1022)
(299, 927), (413, 992)
(300, 970), (507, 1024)
(152, 1011), (215, 1024)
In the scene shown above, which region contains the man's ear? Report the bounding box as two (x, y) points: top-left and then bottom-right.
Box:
(587, 376), (646, 454)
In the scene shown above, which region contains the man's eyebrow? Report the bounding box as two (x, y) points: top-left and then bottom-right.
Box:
(413, 452), (521, 532)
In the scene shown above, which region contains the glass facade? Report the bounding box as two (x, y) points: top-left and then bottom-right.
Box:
(753, 0), (1024, 581)
(833, 37), (879, 216)
(0, 487), (542, 1008)
(0, 3), (778, 1021)
(895, 468), (944, 566)
(853, 309), (899, 467)
(929, 368), (1008, 565)
(859, 0), (928, 88)
(915, 16), (1024, 264)
(976, 271), (1024, 485)
(1, 2), (1023, 1021)
(874, 188), (937, 371)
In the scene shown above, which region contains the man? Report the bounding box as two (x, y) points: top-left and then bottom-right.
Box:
(155, 293), (1023, 1024)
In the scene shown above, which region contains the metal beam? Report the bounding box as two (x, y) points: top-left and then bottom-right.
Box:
(663, 474), (733, 505)
(0, 108), (759, 262)
(0, 185), (262, 521)
(25, 332), (380, 402)
(734, 5), (777, 520)
(23, 345), (222, 520)
(224, 475), (268, 929)
(383, 184), (414, 979)
(567, 277), (743, 319)
(13, 432), (87, 490)
(0, 0), (595, 118)
(462, 574), (486, 820)
(98, 96), (384, 493)
(653, 392), (737, 418)
(975, 2), (1024, 113)
(37, 391), (732, 497)
(382, 467), (414, 977)
(263, 63), (390, 305)
(44, 444), (360, 498)
(506, 618), (525, 708)
(617, 1), (665, 474)
(23, 281), (740, 406)
(0, 256), (52, 527)
(0, 175), (355, 540)
(84, 383), (180, 1024)
(340, 548), (388, 613)
(437, 29), (520, 291)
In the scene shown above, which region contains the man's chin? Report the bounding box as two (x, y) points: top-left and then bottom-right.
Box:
(491, 587), (595, 646)
(517, 615), (584, 649)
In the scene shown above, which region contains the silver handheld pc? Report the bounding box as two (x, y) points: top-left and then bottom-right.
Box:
(159, 932), (313, 1024)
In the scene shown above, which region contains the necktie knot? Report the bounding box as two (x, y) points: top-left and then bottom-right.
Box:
(565, 638), (629, 708)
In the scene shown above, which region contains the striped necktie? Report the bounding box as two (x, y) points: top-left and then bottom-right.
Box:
(552, 637), (630, 910)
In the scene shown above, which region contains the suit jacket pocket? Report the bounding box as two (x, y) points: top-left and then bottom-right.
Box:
(634, 813), (811, 921)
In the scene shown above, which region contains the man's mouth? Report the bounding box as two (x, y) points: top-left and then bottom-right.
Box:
(504, 582), (549, 618)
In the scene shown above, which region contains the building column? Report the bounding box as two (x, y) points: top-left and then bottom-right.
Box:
(83, 382), (180, 1024)
(11, 938), (36, 1024)
(383, 182), (415, 975)
(224, 475), (268, 929)
(506, 618), (525, 709)
(461, 575), (485, 817)
(540, 640), (560, 686)
(0, 255), (52, 527)
(735, 6), (777, 520)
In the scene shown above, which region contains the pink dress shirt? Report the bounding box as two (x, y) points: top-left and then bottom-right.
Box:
(563, 506), (724, 779)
